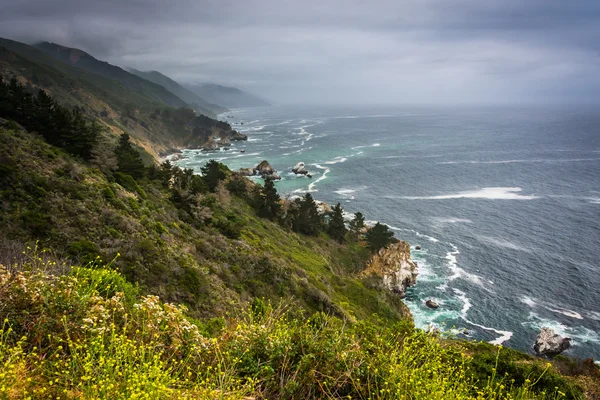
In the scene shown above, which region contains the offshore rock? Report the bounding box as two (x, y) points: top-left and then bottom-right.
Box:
(425, 299), (439, 309)
(292, 162), (310, 175)
(255, 160), (281, 180)
(534, 328), (571, 356)
(361, 241), (418, 298)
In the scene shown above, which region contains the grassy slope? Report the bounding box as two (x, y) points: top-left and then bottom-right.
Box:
(0, 127), (408, 322)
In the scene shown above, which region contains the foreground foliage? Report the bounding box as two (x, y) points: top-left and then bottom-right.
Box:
(0, 263), (591, 399)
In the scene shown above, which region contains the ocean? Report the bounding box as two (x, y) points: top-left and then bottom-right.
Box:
(175, 105), (600, 360)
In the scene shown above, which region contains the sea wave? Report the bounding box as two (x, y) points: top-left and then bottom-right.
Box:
(396, 187), (540, 200)
(438, 158), (600, 165)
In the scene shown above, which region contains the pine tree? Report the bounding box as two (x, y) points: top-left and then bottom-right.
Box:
(259, 178), (281, 220)
(327, 203), (347, 243)
(365, 222), (395, 251)
(115, 133), (146, 179)
(201, 159), (226, 192)
(292, 193), (323, 236)
(349, 211), (365, 241)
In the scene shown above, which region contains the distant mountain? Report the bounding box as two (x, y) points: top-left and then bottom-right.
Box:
(185, 83), (270, 108)
(129, 69), (228, 115)
(34, 42), (192, 111)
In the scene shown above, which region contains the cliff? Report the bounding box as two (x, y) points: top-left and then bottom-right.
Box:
(361, 241), (418, 298)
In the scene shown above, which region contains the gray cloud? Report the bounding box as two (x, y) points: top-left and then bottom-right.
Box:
(1, 0), (599, 104)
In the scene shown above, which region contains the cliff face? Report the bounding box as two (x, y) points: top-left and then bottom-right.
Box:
(361, 241), (418, 298)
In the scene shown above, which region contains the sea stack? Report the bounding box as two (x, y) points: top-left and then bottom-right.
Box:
(533, 327), (571, 356)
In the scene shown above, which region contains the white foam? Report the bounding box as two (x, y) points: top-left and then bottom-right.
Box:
(307, 164), (330, 192)
(454, 289), (513, 345)
(433, 217), (473, 224)
(398, 187), (540, 201)
(478, 236), (532, 253)
(445, 244), (493, 289)
(520, 296), (584, 320)
(324, 157), (348, 165)
(520, 296), (538, 308)
(438, 158), (600, 165)
(351, 143), (382, 150)
(523, 313), (600, 344)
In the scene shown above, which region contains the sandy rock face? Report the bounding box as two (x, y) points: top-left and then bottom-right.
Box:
(361, 241), (418, 298)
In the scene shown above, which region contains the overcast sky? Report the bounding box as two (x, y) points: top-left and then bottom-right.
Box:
(1, 0), (599, 105)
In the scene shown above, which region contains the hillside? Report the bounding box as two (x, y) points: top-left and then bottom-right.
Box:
(129, 68), (228, 115)
(186, 83), (270, 108)
(34, 42), (193, 110)
(0, 37), (243, 158)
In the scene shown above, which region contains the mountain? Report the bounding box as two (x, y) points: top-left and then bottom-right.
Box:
(0, 37), (242, 158)
(129, 68), (228, 115)
(186, 83), (270, 108)
(34, 41), (194, 110)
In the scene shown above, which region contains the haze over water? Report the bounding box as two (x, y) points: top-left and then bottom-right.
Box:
(176, 105), (600, 360)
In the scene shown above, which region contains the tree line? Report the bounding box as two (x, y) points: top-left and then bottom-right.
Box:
(0, 76), (100, 159)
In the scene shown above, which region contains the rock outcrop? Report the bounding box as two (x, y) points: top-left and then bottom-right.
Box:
(201, 137), (219, 151)
(230, 131), (248, 141)
(315, 200), (333, 215)
(534, 328), (571, 356)
(360, 241), (418, 298)
(292, 162), (310, 175)
(255, 160), (281, 180)
(237, 167), (256, 177)
(218, 137), (231, 147)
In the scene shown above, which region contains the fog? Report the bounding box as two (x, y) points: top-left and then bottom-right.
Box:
(1, 0), (599, 105)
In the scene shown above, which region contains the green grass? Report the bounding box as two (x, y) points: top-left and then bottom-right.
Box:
(0, 262), (591, 399)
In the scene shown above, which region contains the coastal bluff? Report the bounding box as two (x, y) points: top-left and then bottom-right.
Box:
(361, 241), (418, 298)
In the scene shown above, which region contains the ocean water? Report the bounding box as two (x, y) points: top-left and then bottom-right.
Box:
(176, 105), (600, 360)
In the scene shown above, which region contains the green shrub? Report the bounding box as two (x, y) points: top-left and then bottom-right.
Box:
(66, 240), (99, 264)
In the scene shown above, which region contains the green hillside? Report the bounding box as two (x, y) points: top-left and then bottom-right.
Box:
(130, 68), (228, 115)
(0, 37), (243, 159)
(34, 42), (191, 109)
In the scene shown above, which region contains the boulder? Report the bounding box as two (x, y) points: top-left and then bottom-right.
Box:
(201, 137), (219, 151)
(415, 245), (421, 250)
(255, 160), (281, 180)
(292, 162), (310, 175)
(425, 299), (439, 309)
(237, 167), (256, 177)
(360, 241), (418, 298)
(534, 328), (571, 356)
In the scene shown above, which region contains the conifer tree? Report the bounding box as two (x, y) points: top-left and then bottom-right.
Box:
(327, 203), (347, 243)
(115, 133), (146, 179)
(201, 159), (226, 192)
(259, 178), (281, 220)
(365, 222), (395, 251)
(292, 193), (323, 236)
(349, 211), (365, 241)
